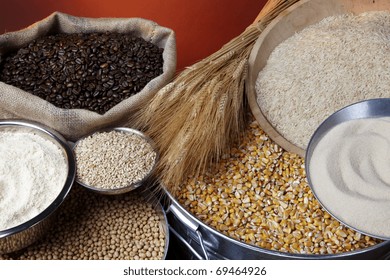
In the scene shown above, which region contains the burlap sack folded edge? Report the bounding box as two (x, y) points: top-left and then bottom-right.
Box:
(0, 12), (176, 140)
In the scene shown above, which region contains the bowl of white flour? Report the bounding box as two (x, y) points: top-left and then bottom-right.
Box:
(305, 98), (390, 240)
(0, 120), (75, 254)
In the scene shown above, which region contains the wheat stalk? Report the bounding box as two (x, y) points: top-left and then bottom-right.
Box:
(132, 0), (300, 194)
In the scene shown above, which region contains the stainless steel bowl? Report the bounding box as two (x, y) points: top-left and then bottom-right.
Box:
(0, 119), (76, 254)
(73, 127), (158, 195)
(305, 98), (390, 240)
(164, 186), (390, 259)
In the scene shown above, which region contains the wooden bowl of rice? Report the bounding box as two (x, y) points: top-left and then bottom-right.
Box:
(247, 0), (390, 157)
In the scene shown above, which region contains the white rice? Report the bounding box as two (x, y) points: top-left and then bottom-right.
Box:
(255, 11), (390, 150)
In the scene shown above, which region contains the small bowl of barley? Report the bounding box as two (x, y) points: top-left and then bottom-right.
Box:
(73, 127), (158, 195)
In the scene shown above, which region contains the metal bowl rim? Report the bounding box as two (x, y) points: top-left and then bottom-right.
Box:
(164, 184), (390, 259)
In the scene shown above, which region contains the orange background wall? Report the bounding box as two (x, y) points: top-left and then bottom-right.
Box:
(0, 0), (267, 71)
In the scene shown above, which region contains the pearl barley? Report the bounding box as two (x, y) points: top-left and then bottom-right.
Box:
(74, 130), (156, 189)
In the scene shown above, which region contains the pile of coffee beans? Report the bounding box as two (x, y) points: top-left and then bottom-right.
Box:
(0, 32), (164, 114)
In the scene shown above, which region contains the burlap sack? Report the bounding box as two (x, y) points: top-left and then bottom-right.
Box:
(0, 12), (176, 140)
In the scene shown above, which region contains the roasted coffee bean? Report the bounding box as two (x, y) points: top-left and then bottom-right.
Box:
(0, 32), (164, 114)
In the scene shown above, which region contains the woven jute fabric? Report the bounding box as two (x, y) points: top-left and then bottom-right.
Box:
(0, 12), (176, 140)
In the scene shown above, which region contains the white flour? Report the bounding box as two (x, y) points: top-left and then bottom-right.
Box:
(309, 117), (390, 238)
(0, 131), (67, 231)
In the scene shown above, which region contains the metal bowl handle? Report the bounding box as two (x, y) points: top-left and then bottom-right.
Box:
(168, 204), (209, 260)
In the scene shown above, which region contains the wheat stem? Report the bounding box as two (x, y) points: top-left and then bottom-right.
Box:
(131, 0), (301, 192)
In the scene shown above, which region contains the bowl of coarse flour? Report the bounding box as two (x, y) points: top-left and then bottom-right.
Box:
(305, 98), (390, 240)
(0, 120), (75, 254)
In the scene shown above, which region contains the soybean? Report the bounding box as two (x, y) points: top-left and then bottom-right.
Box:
(0, 187), (166, 260)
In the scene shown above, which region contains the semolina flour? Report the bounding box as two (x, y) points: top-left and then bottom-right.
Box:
(309, 117), (390, 238)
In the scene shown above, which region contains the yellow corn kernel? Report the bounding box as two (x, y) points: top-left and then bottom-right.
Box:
(175, 119), (380, 255)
